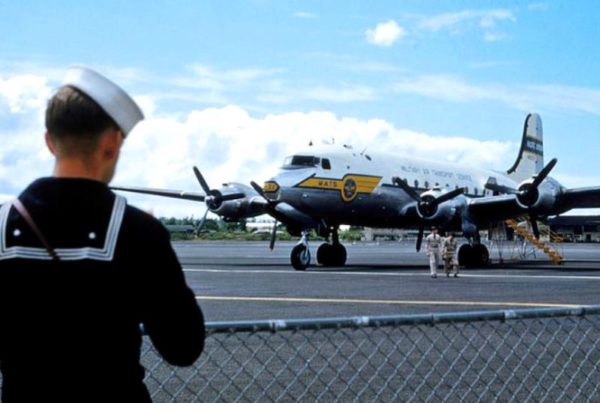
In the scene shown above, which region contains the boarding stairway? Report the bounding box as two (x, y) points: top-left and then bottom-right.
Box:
(505, 218), (564, 264)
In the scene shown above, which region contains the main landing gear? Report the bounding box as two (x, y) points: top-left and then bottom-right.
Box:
(290, 227), (348, 271)
(458, 243), (490, 268)
(316, 228), (347, 267)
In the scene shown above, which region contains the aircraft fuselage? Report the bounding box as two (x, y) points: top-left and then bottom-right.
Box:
(264, 145), (518, 230)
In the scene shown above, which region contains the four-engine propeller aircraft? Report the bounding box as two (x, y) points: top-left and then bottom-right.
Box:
(112, 113), (600, 270)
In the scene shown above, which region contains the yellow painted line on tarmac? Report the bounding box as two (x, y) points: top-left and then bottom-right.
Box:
(195, 295), (581, 309)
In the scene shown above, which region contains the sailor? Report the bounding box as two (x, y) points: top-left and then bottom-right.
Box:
(425, 226), (443, 278)
(0, 66), (205, 402)
(442, 232), (460, 278)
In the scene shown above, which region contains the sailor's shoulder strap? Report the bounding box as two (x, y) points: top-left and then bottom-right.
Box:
(10, 198), (59, 261)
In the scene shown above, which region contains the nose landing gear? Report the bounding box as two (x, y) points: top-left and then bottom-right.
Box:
(290, 231), (311, 271)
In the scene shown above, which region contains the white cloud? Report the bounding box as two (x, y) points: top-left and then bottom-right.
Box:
(418, 9), (515, 32)
(294, 11), (316, 19)
(0, 74), (52, 113)
(394, 75), (507, 103)
(366, 20), (406, 47)
(0, 72), (53, 194)
(393, 74), (600, 116)
(172, 64), (283, 91)
(416, 9), (515, 41)
(483, 32), (506, 42)
(528, 3), (548, 12)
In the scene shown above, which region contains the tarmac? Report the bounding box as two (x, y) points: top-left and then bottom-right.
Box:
(173, 240), (600, 322)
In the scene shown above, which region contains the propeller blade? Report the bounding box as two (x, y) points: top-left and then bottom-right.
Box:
(432, 187), (465, 206)
(219, 192), (246, 202)
(531, 158), (557, 188)
(195, 208), (209, 235)
(269, 221), (278, 250)
(484, 183), (519, 195)
(530, 215), (540, 239)
(416, 225), (424, 252)
(193, 166), (211, 194)
(392, 177), (421, 201)
(250, 181), (266, 198)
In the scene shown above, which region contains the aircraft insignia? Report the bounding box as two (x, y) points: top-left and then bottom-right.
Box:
(263, 181), (280, 193)
(297, 174), (381, 203)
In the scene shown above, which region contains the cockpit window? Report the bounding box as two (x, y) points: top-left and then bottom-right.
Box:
(283, 155), (321, 168)
(322, 159), (331, 170)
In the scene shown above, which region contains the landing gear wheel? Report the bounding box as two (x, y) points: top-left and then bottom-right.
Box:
(473, 244), (490, 266)
(458, 244), (474, 268)
(331, 244), (347, 266)
(317, 243), (333, 266)
(458, 244), (490, 267)
(291, 244), (311, 271)
(317, 243), (347, 266)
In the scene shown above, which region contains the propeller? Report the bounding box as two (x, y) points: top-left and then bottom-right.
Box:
(416, 223), (425, 254)
(194, 208), (210, 236)
(392, 177), (465, 251)
(269, 221), (278, 250)
(484, 158), (558, 239)
(250, 181), (280, 250)
(193, 166), (245, 210)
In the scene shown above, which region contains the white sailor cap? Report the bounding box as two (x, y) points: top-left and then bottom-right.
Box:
(62, 65), (144, 136)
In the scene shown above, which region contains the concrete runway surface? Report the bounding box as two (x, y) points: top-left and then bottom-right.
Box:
(173, 240), (600, 322)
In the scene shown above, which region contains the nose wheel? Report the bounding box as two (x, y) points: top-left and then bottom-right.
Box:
(291, 231), (311, 271)
(291, 244), (311, 270)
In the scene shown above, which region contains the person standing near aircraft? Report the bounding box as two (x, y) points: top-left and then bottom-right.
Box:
(0, 66), (205, 402)
(442, 233), (459, 278)
(425, 226), (442, 278)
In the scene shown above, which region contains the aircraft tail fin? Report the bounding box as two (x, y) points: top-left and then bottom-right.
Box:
(506, 113), (544, 182)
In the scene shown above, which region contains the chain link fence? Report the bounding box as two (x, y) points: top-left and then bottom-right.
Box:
(142, 306), (600, 402)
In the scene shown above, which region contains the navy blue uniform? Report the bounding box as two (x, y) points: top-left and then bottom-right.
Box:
(0, 178), (205, 402)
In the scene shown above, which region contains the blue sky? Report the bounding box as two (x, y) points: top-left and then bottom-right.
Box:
(1, 1), (599, 217)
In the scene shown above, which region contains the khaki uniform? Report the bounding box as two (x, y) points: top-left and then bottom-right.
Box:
(442, 236), (459, 276)
(426, 233), (442, 276)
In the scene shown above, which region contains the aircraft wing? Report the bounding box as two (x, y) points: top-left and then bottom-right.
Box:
(111, 185), (207, 202)
(466, 194), (527, 223)
(559, 187), (600, 209)
(465, 185), (600, 226)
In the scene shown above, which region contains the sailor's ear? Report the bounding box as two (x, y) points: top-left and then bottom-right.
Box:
(100, 128), (124, 160)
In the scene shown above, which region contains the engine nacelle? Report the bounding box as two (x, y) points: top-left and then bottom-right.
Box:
(515, 177), (563, 213)
(416, 189), (464, 224)
(209, 183), (267, 220)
